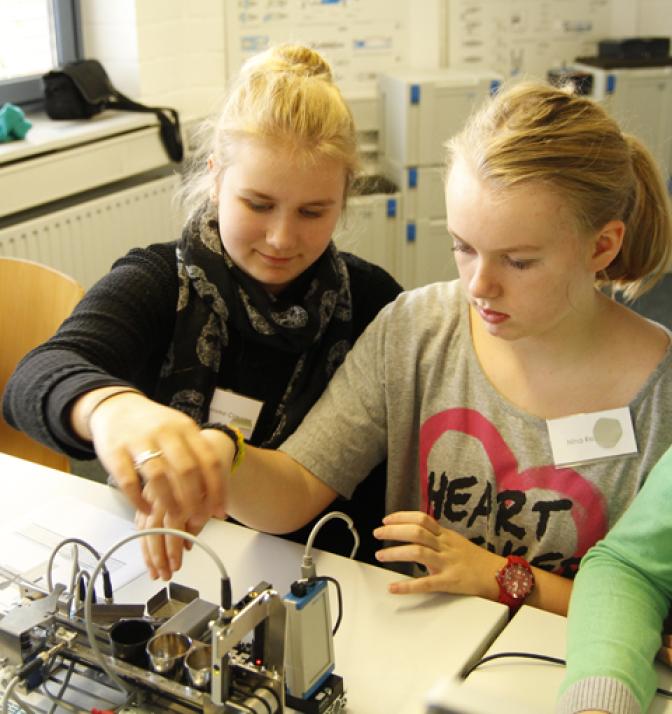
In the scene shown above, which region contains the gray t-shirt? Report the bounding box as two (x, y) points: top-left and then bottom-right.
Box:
(281, 281), (672, 574)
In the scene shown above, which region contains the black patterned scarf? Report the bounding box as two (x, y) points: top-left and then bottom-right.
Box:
(155, 200), (353, 447)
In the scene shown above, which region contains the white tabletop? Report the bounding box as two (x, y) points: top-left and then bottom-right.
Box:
(437, 604), (672, 714)
(0, 452), (510, 714)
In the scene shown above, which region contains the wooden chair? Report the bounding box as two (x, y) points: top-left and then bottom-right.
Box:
(0, 257), (84, 472)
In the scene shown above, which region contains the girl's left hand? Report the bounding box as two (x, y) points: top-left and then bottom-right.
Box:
(135, 478), (211, 580)
(373, 511), (506, 598)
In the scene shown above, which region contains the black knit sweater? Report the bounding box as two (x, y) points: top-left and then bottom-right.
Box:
(3, 242), (402, 562)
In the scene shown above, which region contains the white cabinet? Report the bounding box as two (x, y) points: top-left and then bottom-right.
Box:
(334, 192), (401, 283)
(381, 159), (446, 221)
(378, 68), (502, 167)
(573, 63), (672, 178)
(397, 218), (458, 290)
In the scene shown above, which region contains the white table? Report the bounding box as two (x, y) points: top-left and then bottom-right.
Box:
(0, 452), (510, 714)
(433, 604), (672, 714)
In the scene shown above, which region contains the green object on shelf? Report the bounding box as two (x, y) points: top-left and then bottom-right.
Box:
(0, 102), (32, 142)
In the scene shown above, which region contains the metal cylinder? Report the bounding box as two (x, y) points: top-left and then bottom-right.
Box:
(146, 631), (192, 674)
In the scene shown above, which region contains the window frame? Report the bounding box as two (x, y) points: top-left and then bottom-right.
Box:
(0, 0), (81, 108)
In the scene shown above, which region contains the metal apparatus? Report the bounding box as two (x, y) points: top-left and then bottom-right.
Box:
(0, 523), (350, 714)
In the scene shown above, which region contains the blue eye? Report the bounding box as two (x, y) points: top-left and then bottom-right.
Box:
(450, 241), (473, 255)
(300, 208), (323, 218)
(245, 199), (273, 212)
(506, 257), (536, 270)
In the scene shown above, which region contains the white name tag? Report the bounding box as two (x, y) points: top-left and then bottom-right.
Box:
(208, 388), (263, 441)
(546, 407), (638, 467)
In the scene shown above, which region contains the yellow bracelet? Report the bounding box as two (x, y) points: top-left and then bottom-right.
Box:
(202, 422), (246, 472)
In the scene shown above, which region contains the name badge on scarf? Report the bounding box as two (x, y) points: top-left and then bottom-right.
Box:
(208, 388), (263, 441)
(546, 406), (637, 467)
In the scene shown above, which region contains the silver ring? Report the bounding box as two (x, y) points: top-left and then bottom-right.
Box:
(132, 449), (163, 469)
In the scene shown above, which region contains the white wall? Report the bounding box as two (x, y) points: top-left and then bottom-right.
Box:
(637, 0), (672, 36)
(610, 0), (639, 35)
(78, 0), (671, 126)
(79, 0), (228, 122)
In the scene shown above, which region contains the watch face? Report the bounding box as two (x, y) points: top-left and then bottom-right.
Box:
(499, 563), (534, 599)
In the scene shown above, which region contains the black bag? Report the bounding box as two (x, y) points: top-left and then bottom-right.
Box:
(42, 59), (184, 162)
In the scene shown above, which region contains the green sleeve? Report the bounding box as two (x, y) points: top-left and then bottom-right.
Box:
(558, 446), (672, 714)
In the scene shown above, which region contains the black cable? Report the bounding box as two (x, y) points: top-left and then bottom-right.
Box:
(43, 657), (77, 714)
(463, 651), (565, 678)
(102, 570), (113, 602)
(463, 651), (672, 699)
(221, 576), (232, 610)
(303, 576), (343, 635)
(77, 570), (96, 605)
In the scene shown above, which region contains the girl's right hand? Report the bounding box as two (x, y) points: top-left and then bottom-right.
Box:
(135, 504), (210, 580)
(84, 390), (227, 522)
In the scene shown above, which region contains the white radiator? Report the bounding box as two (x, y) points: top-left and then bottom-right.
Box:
(0, 174), (182, 289)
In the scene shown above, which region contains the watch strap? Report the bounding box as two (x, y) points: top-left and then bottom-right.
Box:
(496, 555), (535, 611)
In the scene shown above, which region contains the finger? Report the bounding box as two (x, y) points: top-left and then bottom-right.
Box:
(139, 532), (158, 580)
(107, 451), (150, 513)
(135, 510), (156, 577)
(386, 574), (446, 595)
(140, 467), (180, 516)
(164, 513), (190, 573)
(373, 523), (440, 550)
(186, 512), (209, 534)
(186, 431), (227, 518)
(182, 513), (210, 551)
(382, 511), (441, 534)
(155, 434), (208, 517)
(375, 543), (440, 569)
(135, 510), (161, 580)
(146, 531), (171, 581)
(140, 507), (172, 581)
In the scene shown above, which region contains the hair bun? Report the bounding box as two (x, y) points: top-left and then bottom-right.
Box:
(242, 43), (333, 81)
(275, 44), (332, 79)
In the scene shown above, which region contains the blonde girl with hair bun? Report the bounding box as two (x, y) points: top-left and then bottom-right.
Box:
(3, 43), (402, 577)
(180, 43), (360, 220)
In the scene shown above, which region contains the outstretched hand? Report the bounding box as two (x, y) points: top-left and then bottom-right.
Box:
(373, 511), (506, 599)
(88, 391), (228, 522)
(132, 428), (235, 580)
(135, 504), (210, 581)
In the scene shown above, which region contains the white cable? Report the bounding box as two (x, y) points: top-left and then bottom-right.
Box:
(46, 537), (103, 592)
(0, 675), (19, 714)
(64, 545), (80, 616)
(44, 659), (85, 714)
(1, 674), (38, 714)
(84, 527), (230, 699)
(302, 511), (360, 578)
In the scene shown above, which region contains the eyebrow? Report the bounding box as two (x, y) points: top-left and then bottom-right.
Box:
(447, 228), (542, 253)
(242, 189), (337, 207)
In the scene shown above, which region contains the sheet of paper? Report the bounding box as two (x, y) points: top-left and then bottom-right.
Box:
(0, 497), (145, 596)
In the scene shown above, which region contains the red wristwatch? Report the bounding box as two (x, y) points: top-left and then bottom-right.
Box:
(496, 555), (535, 611)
